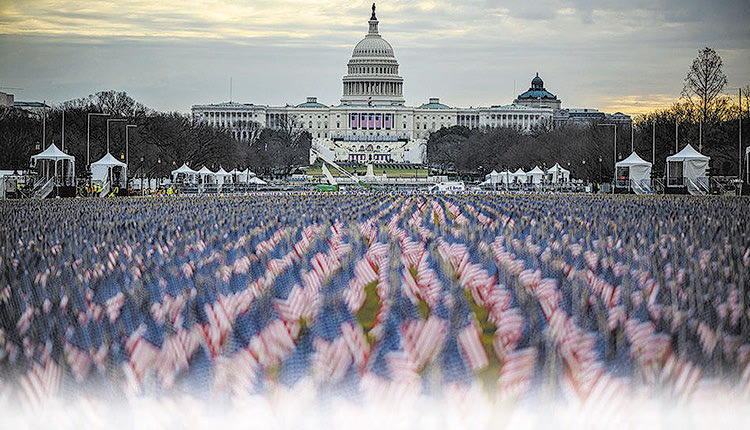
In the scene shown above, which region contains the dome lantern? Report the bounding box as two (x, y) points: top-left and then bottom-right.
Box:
(531, 73), (544, 90)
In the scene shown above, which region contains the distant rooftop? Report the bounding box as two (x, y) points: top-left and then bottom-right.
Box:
(14, 101), (50, 109)
(297, 97), (328, 108)
(419, 98), (450, 109)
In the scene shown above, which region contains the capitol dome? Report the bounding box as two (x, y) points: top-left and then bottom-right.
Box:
(352, 37), (394, 58)
(341, 3), (405, 106)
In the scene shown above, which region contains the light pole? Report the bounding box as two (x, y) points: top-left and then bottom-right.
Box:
(631, 121), (634, 153)
(106, 118), (126, 154)
(652, 118), (656, 166)
(125, 125), (137, 167)
(42, 105), (46, 148)
(739, 87), (743, 180)
(87, 113), (109, 168)
(598, 123), (617, 194)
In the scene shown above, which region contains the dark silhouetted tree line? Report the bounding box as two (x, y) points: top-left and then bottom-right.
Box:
(0, 91), (310, 177)
(427, 47), (747, 182)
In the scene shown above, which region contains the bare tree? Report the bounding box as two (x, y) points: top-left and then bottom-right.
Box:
(682, 47), (728, 128)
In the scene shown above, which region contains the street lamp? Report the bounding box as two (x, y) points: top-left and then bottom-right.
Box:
(87, 113), (109, 168)
(598, 123), (617, 194)
(125, 125), (137, 167)
(106, 118), (126, 154)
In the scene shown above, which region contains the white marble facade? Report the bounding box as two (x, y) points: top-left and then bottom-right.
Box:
(191, 4), (556, 164)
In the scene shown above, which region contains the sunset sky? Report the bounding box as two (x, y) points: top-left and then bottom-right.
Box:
(1, 0), (748, 115)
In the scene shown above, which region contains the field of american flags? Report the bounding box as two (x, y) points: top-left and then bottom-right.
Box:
(0, 193), (749, 428)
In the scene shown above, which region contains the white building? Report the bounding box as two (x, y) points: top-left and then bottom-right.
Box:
(191, 4), (557, 164)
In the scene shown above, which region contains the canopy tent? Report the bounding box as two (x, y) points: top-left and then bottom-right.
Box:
(91, 153), (127, 188)
(171, 163), (198, 184)
(197, 166), (217, 184)
(499, 170), (512, 184)
(527, 166), (545, 185)
(235, 168), (257, 184)
(215, 167), (232, 185)
(248, 176), (267, 185)
(547, 163), (570, 183)
(484, 170), (501, 185)
(666, 144), (710, 194)
(511, 168), (527, 184)
(616, 152), (652, 186)
(30, 143), (76, 186)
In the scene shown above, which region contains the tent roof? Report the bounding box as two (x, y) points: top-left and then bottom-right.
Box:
(249, 176), (267, 185)
(490, 169), (499, 175)
(550, 163), (570, 174)
(197, 166), (216, 175)
(172, 163), (197, 175)
(617, 152), (652, 167)
(513, 168), (526, 175)
(216, 167), (230, 176)
(667, 144), (710, 162)
(527, 166), (545, 175)
(92, 152), (126, 168)
(31, 143), (74, 161)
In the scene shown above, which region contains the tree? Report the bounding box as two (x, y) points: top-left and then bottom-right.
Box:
(426, 125), (471, 172)
(249, 116), (311, 176)
(682, 47), (728, 142)
(0, 107), (41, 170)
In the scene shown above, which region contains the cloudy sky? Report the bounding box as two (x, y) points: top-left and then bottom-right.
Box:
(1, 0), (748, 115)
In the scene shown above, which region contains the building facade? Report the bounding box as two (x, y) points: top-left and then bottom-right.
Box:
(191, 4), (627, 164)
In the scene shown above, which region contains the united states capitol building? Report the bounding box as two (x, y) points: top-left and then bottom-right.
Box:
(191, 4), (628, 165)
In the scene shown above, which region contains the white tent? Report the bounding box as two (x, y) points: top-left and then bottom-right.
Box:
(197, 166), (217, 184)
(616, 152), (651, 186)
(91, 153), (127, 188)
(30, 143), (76, 186)
(499, 170), (512, 184)
(547, 163), (570, 183)
(171, 163), (198, 184)
(527, 166), (545, 185)
(511, 168), (527, 184)
(235, 168), (256, 184)
(666, 144), (710, 194)
(248, 176), (267, 185)
(484, 170), (501, 185)
(215, 167), (232, 185)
